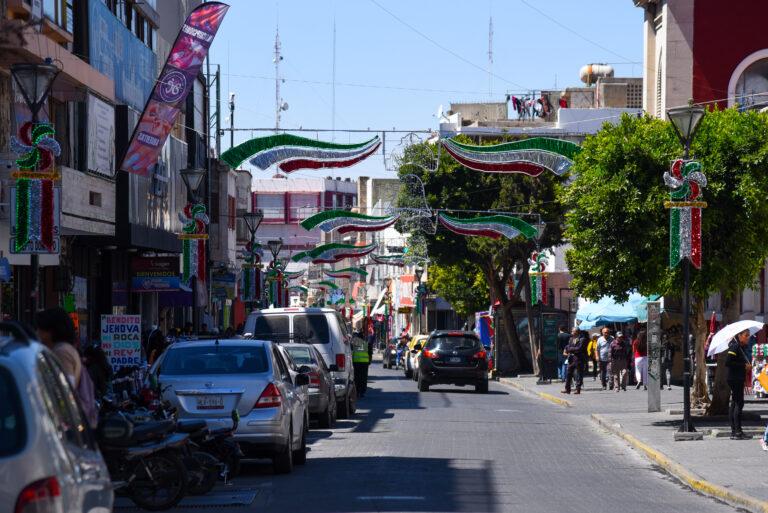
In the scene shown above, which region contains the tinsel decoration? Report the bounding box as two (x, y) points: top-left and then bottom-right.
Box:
(283, 270), (305, 280)
(10, 122), (61, 254)
(371, 254), (405, 267)
(437, 212), (538, 240)
(300, 209), (399, 233)
(220, 134), (381, 173)
(528, 251), (548, 306)
(317, 280), (340, 290)
(288, 285), (308, 293)
(664, 159), (707, 269)
(240, 241), (263, 302)
(292, 242), (376, 264)
(415, 283), (427, 315)
(441, 137), (579, 175)
(324, 267), (368, 280)
(179, 203), (210, 283)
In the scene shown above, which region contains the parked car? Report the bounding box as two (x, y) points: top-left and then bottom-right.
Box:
(417, 331), (489, 393)
(0, 323), (113, 513)
(404, 335), (429, 379)
(153, 338), (310, 474)
(382, 337), (399, 369)
(244, 308), (357, 418)
(282, 344), (337, 428)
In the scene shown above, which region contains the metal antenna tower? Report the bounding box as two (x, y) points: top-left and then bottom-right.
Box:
(274, 25), (285, 130)
(488, 15), (493, 98)
(331, 17), (336, 141)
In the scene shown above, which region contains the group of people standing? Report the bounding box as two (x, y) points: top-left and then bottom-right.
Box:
(557, 325), (672, 395)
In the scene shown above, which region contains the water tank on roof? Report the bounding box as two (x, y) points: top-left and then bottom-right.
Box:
(579, 64), (614, 85)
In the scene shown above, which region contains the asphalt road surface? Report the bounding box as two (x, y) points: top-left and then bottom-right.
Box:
(172, 362), (739, 513)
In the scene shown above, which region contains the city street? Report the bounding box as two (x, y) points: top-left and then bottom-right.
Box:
(172, 363), (739, 513)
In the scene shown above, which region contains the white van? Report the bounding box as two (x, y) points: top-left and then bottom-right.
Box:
(244, 308), (357, 418)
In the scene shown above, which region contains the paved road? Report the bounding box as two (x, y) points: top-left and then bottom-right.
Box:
(177, 363), (739, 513)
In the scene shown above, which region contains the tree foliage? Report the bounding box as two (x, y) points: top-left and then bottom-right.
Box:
(428, 261), (489, 321)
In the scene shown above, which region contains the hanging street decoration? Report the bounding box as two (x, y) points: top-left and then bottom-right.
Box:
(10, 122), (61, 254)
(441, 137), (580, 176)
(437, 212), (538, 240)
(324, 267), (368, 280)
(240, 240), (262, 302)
(292, 242), (376, 264)
(220, 134), (381, 173)
(371, 254), (405, 267)
(664, 159), (707, 269)
(120, 2), (229, 176)
(288, 285), (308, 293)
(528, 251), (549, 306)
(283, 270), (305, 280)
(300, 209), (399, 234)
(179, 203), (210, 283)
(318, 280), (340, 290)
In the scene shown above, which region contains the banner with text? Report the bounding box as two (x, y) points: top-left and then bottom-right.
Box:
(101, 314), (142, 370)
(119, 2), (229, 176)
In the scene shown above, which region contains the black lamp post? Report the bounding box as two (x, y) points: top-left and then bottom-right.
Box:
(415, 266), (424, 334)
(242, 209), (264, 310)
(10, 62), (59, 321)
(180, 167), (206, 332)
(267, 239), (283, 306)
(667, 101), (706, 434)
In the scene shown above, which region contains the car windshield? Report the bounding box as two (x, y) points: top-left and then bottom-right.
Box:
(0, 366), (25, 456)
(426, 336), (482, 352)
(284, 346), (315, 365)
(293, 315), (331, 345)
(160, 345), (269, 375)
(252, 315), (289, 337)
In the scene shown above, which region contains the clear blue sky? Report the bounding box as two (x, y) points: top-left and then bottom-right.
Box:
(209, 0), (643, 179)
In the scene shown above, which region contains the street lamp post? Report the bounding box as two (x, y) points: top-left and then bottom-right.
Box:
(180, 167), (207, 332)
(10, 61), (59, 321)
(383, 276), (392, 340)
(243, 210), (264, 310)
(667, 101), (706, 434)
(267, 239), (283, 306)
(414, 266), (424, 334)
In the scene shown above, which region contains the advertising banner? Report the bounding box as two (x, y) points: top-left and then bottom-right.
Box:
(131, 256), (180, 292)
(87, 94), (116, 176)
(101, 314), (142, 370)
(120, 2), (229, 176)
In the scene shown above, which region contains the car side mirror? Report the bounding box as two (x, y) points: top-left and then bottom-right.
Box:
(329, 364), (339, 372)
(298, 365), (312, 374)
(295, 373), (309, 387)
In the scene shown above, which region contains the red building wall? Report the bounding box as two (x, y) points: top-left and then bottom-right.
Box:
(693, 0), (768, 106)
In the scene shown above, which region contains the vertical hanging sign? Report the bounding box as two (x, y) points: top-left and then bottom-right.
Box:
(119, 2), (229, 176)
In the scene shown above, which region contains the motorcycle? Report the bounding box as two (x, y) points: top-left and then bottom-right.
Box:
(177, 409), (243, 482)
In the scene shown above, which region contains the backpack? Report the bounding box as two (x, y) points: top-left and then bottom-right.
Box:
(76, 368), (99, 429)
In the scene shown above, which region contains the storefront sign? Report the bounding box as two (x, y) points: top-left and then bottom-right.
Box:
(212, 271), (236, 300)
(131, 256), (180, 292)
(101, 314), (142, 370)
(120, 2), (229, 176)
(87, 94), (115, 176)
(0, 257), (11, 283)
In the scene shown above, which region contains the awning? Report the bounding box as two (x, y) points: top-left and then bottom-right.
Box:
(576, 293), (662, 330)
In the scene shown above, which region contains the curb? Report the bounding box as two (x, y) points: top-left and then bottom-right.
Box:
(591, 413), (768, 513)
(498, 378), (572, 407)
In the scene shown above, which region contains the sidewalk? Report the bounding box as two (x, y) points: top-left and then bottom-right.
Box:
(500, 375), (768, 513)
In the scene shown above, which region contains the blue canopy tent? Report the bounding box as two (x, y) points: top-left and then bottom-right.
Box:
(576, 293), (662, 330)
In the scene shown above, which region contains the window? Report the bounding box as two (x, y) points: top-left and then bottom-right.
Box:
(252, 315), (289, 336)
(255, 193), (284, 223)
(0, 367), (25, 457)
(293, 315), (331, 345)
(160, 345), (269, 375)
(272, 347), (291, 381)
(37, 353), (90, 449)
(289, 193), (319, 222)
(426, 335), (482, 351)
(284, 346), (316, 365)
(43, 0), (73, 33)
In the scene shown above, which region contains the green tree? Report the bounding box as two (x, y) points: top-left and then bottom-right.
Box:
(428, 261), (489, 323)
(562, 110), (768, 412)
(397, 137), (567, 373)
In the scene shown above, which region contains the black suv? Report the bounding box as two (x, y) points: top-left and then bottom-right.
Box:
(417, 331), (489, 393)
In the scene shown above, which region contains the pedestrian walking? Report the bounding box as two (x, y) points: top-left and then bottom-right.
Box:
(596, 327), (613, 390)
(587, 334), (599, 380)
(633, 330), (648, 390)
(610, 332), (629, 392)
(352, 335), (371, 397)
(557, 325), (570, 382)
(726, 329), (752, 439)
(561, 327), (587, 394)
(661, 336), (676, 390)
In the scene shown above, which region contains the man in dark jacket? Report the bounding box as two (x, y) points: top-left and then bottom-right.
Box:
(557, 326), (571, 382)
(726, 329), (752, 439)
(562, 327), (587, 394)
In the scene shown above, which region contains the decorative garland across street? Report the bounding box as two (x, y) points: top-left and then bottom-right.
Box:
(317, 280), (339, 290)
(371, 254), (405, 267)
(441, 137), (580, 176)
(220, 134), (380, 173)
(179, 203), (209, 283)
(283, 270), (305, 280)
(528, 251), (548, 306)
(288, 285), (308, 293)
(300, 209), (399, 233)
(10, 122), (61, 254)
(664, 159), (707, 269)
(437, 212), (538, 240)
(292, 242), (376, 264)
(324, 267), (368, 280)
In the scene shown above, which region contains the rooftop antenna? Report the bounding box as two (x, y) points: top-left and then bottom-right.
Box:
(274, 21), (288, 130)
(331, 16), (336, 141)
(487, 13), (493, 98)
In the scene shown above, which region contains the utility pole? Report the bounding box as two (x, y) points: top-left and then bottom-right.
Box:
(229, 92), (235, 149)
(331, 17), (336, 140)
(215, 65), (221, 157)
(488, 15), (493, 98)
(274, 26), (282, 130)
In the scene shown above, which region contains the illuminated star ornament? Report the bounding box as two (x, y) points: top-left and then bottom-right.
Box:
(441, 137), (580, 176)
(179, 203), (210, 283)
(664, 159), (707, 269)
(292, 242), (376, 264)
(220, 134), (381, 173)
(300, 209), (399, 233)
(528, 251), (549, 306)
(437, 213), (538, 240)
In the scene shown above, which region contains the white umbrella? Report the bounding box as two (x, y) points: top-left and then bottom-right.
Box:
(707, 320), (764, 357)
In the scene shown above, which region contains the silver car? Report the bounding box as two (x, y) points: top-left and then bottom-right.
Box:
(0, 328), (113, 513)
(153, 338), (310, 474)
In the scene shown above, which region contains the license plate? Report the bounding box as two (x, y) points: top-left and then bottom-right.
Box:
(196, 395), (224, 410)
(449, 357), (462, 363)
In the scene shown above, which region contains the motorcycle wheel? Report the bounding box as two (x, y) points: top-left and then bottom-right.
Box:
(224, 452), (242, 480)
(129, 452), (188, 511)
(187, 451), (220, 495)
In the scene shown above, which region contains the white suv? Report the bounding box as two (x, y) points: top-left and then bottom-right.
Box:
(244, 308), (357, 418)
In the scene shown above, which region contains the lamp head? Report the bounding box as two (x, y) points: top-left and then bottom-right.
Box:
(667, 101), (706, 147)
(242, 209), (264, 235)
(180, 168), (206, 198)
(267, 238), (283, 259)
(10, 62), (59, 117)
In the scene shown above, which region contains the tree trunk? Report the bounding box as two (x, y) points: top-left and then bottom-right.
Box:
(706, 290), (740, 416)
(522, 272), (540, 375)
(484, 264), (528, 373)
(690, 299), (710, 408)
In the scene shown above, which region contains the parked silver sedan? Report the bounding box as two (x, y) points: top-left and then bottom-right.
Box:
(152, 338), (310, 474)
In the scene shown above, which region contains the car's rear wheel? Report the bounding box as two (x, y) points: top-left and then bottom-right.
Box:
(476, 380), (489, 394)
(418, 374), (429, 392)
(318, 397), (334, 428)
(273, 427), (294, 474)
(338, 383), (356, 418)
(293, 419), (307, 465)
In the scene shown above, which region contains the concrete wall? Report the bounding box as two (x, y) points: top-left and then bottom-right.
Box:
(61, 166), (115, 236)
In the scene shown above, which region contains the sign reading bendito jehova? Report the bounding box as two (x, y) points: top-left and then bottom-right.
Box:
(119, 2), (229, 177)
(101, 315), (141, 371)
